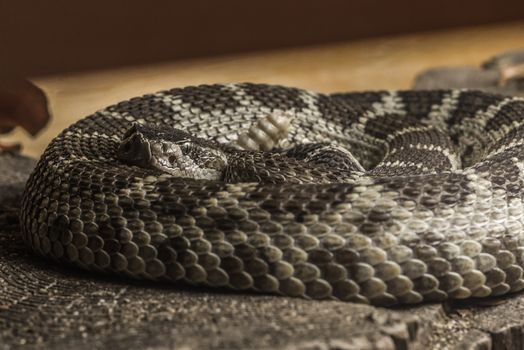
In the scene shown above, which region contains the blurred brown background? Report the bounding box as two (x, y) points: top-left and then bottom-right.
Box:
(3, 0), (524, 77)
(2, 0), (524, 156)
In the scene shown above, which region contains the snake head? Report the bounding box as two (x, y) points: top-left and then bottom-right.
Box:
(117, 123), (228, 180)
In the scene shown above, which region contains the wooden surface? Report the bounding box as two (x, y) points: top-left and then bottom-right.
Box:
(4, 21), (524, 158)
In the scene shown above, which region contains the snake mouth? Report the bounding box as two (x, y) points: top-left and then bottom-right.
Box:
(116, 132), (153, 168)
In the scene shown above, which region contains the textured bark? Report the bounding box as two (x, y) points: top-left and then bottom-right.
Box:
(1, 153), (524, 350)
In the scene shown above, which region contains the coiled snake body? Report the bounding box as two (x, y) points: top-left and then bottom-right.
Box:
(20, 83), (524, 306)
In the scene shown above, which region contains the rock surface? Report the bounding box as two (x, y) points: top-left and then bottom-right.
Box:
(413, 49), (524, 97)
(0, 153), (37, 224)
(2, 153), (524, 350)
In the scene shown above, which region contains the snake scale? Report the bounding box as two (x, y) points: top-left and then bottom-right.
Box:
(19, 83), (524, 306)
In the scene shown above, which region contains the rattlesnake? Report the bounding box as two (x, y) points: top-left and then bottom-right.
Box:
(19, 83), (524, 306)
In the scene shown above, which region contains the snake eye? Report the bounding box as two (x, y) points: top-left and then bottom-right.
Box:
(180, 143), (191, 153)
(206, 158), (224, 169)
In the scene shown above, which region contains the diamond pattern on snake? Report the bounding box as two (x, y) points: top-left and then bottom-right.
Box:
(20, 83), (524, 306)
